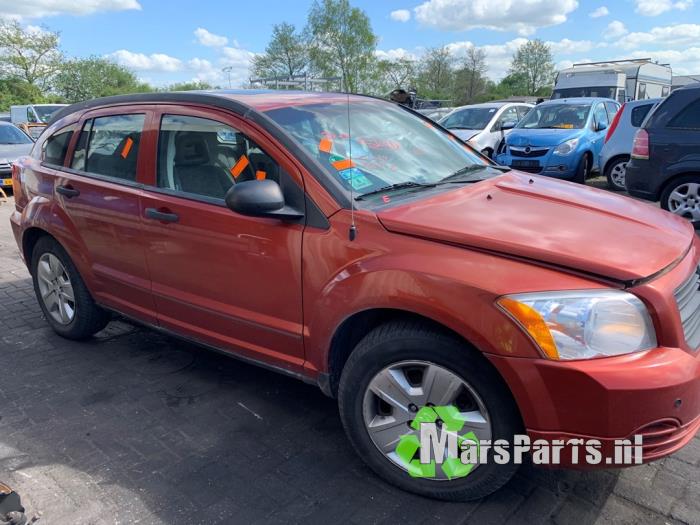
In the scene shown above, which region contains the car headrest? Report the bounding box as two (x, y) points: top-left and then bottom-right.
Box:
(175, 132), (210, 166)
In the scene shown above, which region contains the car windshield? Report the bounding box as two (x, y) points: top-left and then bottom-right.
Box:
(0, 125), (32, 144)
(518, 104), (591, 129)
(440, 107), (496, 130)
(34, 105), (65, 123)
(264, 100), (495, 200)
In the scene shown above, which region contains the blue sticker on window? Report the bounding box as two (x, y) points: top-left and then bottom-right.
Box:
(339, 169), (372, 190)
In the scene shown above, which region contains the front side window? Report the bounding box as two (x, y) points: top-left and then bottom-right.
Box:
(42, 126), (73, 166)
(265, 100), (489, 201)
(518, 104), (591, 129)
(441, 107), (497, 130)
(605, 102), (619, 119)
(157, 114), (282, 200)
(593, 103), (609, 129)
(493, 107), (519, 131)
(516, 106), (531, 120)
(71, 114), (144, 181)
(34, 105), (65, 123)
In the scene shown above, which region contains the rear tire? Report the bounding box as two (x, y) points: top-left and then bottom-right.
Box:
(337, 321), (522, 501)
(605, 157), (629, 191)
(660, 175), (700, 226)
(573, 153), (591, 184)
(30, 236), (110, 340)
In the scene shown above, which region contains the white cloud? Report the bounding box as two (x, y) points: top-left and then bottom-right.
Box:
(0, 0), (141, 19)
(634, 0), (693, 16)
(605, 20), (628, 39)
(546, 38), (594, 54)
(621, 48), (700, 75)
(413, 0), (579, 35)
(589, 6), (609, 17)
(375, 48), (416, 61)
(390, 9), (411, 22)
(194, 27), (228, 47)
(616, 23), (700, 49)
(106, 50), (183, 72)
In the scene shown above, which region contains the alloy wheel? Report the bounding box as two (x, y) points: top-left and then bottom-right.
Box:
(37, 253), (75, 325)
(610, 160), (627, 189)
(667, 182), (700, 222)
(362, 360), (492, 480)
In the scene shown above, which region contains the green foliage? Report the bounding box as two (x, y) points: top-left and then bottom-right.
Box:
(306, 0), (378, 93)
(53, 57), (152, 103)
(509, 39), (556, 96)
(165, 80), (214, 91)
(0, 20), (62, 91)
(453, 47), (488, 105)
(251, 23), (309, 79)
(0, 78), (44, 111)
(415, 46), (455, 101)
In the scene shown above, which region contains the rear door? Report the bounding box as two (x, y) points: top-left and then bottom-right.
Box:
(57, 106), (157, 323)
(138, 105), (306, 371)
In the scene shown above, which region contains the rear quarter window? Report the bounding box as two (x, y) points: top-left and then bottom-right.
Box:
(630, 104), (654, 127)
(668, 98), (700, 129)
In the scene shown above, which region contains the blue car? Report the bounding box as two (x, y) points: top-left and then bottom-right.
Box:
(495, 98), (620, 183)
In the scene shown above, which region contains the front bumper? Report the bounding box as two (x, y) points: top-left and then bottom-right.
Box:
(0, 169), (12, 188)
(495, 150), (580, 180)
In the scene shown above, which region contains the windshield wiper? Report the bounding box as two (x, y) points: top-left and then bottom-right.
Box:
(438, 164), (510, 184)
(354, 181), (436, 201)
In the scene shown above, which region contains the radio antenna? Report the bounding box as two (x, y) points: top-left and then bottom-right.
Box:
(346, 89), (357, 241)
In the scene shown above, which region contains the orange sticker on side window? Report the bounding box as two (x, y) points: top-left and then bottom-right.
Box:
(318, 138), (332, 153)
(230, 155), (250, 178)
(121, 137), (134, 159)
(255, 170), (267, 180)
(332, 158), (355, 171)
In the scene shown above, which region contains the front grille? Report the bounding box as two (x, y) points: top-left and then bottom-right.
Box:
(0, 162), (11, 171)
(512, 166), (543, 174)
(510, 147), (549, 158)
(674, 265), (700, 350)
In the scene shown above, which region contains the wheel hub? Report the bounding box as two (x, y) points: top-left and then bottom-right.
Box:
(668, 182), (700, 222)
(37, 253), (75, 325)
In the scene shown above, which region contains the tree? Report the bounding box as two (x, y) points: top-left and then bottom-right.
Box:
(416, 46), (454, 100)
(306, 0), (378, 92)
(454, 46), (487, 104)
(369, 57), (416, 94)
(167, 80), (214, 91)
(53, 57), (151, 103)
(0, 78), (44, 110)
(509, 39), (555, 96)
(0, 21), (62, 91)
(251, 23), (309, 79)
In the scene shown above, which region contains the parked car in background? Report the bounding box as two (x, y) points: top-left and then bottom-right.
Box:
(417, 107), (453, 122)
(626, 83), (700, 223)
(10, 104), (68, 139)
(600, 98), (661, 190)
(10, 91), (700, 502)
(439, 102), (533, 157)
(495, 98), (620, 183)
(0, 121), (34, 190)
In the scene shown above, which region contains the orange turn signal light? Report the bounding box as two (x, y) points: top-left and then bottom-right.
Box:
(497, 297), (560, 360)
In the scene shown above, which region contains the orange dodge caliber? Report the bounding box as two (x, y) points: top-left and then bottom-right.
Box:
(9, 91), (700, 501)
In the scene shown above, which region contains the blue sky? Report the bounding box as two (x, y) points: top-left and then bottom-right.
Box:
(3, 0), (699, 86)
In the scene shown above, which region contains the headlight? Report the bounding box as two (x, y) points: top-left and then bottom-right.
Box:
(497, 290), (656, 360)
(553, 138), (579, 155)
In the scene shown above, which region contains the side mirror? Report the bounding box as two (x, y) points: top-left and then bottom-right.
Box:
(225, 179), (303, 220)
(595, 121), (608, 132)
(500, 121), (517, 131)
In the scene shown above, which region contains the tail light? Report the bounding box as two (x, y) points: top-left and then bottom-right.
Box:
(605, 103), (624, 144)
(631, 129), (649, 160)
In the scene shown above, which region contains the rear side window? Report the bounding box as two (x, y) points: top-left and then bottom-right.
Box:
(631, 104), (654, 127)
(668, 99), (700, 129)
(71, 114), (145, 181)
(42, 126), (74, 167)
(605, 102), (619, 119)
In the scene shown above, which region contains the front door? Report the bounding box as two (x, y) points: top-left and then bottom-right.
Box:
(139, 106), (305, 371)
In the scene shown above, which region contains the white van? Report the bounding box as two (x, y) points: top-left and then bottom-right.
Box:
(10, 104), (68, 139)
(552, 59), (672, 103)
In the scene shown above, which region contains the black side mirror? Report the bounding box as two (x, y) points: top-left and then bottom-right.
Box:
(595, 121), (608, 132)
(500, 121), (517, 131)
(225, 179), (303, 220)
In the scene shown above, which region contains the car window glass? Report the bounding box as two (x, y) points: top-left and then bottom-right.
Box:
(494, 107), (518, 130)
(631, 104), (654, 127)
(593, 103), (609, 128)
(605, 102), (619, 119)
(72, 114), (144, 181)
(157, 114), (283, 200)
(668, 99), (700, 129)
(441, 107), (496, 130)
(516, 106), (530, 120)
(0, 124), (33, 145)
(518, 104), (591, 129)
(42, 127), (73, 166)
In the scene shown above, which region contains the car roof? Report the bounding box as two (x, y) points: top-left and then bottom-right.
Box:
(624, 98), (662, 107)
(678, 82), (700, 92)
(540, 97), (613, 105)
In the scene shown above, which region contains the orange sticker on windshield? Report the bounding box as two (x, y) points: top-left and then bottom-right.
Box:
(230, 155), (249, 178)
(318, 138), (332, 153)
(255, 170), (267, 180)
(332, 158), (355, 171)
(121, 137), (134, 159)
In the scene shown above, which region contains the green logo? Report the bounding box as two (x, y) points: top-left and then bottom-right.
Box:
(395, 405), (479, 479)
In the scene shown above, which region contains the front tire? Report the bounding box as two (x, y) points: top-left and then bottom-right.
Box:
(338, 321), (522, 501)
(573, 153), (591, 184)
(31, 236), (110, 340)
(605, 157), (629, 191)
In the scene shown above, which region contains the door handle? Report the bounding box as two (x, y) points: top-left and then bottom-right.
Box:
(56, 185), (80, 198)
(145, 207), (179, 223)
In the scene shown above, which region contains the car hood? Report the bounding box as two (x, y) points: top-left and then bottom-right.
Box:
(0, 143), (33, 162)
(449, 129), (480, 142)
(506, 128), (583, 148)
(377, 171), (694, 282)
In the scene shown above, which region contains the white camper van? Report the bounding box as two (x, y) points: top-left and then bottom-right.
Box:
(552, 59), (672, 103)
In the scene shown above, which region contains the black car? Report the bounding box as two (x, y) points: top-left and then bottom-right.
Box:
(626, 83), (700, 223)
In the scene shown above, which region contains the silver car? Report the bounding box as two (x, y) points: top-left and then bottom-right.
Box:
(599, 98), (661, 191)
(439, 102), (533, 158)
(0, 122), (34, 189)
